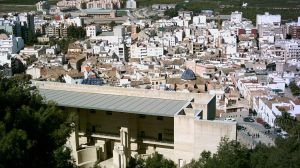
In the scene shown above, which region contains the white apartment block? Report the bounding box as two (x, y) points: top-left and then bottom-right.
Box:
(178, 11), (193, 20)
(237, 76), (267, 102)
(0, 35), (24, 54)
(267, 74), (286, 92)
(231, 11), (242, 24)
(163, 33), (176, 47)
(113, 25), (125, 37)
(255, 97), (300, 127)
(65, 17), (84, 27)
(126, 0), (137, 9)
(256, 12), (281, 27)
(130, 44), (163, 59)
(111, 43), (125, 60)
(175, 30), (183, 42)
(86, 0), (121, 9)
(275, 40), (300, 60)
(193, 15), (206, 27)
(86, 25), (101, 37)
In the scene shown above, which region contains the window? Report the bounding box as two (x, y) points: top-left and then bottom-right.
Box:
(158, 133), (162, 141)
(106, 111), (112, 115)
(140, 131), (145, 138)
(92, 125), (96, 133)
(157, 116), (163, 120)
(139, 114), (146, 119)
(90, 109), (96, 113)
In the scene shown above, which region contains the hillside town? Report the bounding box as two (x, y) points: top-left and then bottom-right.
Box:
(0, 0), (300, 167)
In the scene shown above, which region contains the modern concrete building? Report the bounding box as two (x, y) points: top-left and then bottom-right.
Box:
(33, 81), (236, 168)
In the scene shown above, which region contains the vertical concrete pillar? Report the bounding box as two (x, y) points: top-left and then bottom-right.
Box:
(68, 129), (79, 164)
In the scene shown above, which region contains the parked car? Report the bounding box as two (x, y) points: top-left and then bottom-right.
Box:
(243, 117), (254, 122)
(278, 131), (289, 139)
(225, 117), (236, 122)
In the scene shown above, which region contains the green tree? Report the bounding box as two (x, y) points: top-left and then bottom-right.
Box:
(251, 138), (300, 168)
(67, 26), (86, 39)
(289, 82), (300, 96)
(128, 152), (176, 168)
(0, 75), (76, 168)
(145, 152), (176, 168)
(275, 111), (295, 132)
(185, 138), (251, 168)
(164, 8), (178, 18)
(109, 21), (117, 29)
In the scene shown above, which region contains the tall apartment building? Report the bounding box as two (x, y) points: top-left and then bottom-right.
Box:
(0, 34), (24, 66)
(289, 26), (300, 39)
(45, 25), (68, 38)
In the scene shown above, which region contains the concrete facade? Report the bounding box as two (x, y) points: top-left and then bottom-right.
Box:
(33, 81), (236, 167)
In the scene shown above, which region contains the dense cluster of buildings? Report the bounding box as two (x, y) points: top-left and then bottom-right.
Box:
(1, 1), (300, 167)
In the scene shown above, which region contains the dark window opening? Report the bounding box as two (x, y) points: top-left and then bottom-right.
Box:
(158, 133), (162, 141)
(157, 116), (163, 120)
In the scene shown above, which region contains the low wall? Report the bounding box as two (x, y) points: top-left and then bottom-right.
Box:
(77, 147), (98, 167)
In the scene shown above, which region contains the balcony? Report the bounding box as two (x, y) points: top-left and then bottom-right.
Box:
(79, 131), (120, 140)
(140, 137), (174, 147)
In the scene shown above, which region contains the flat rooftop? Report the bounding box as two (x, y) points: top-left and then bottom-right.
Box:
(34, 81), (215, 116)
(39, 89), (189, 117)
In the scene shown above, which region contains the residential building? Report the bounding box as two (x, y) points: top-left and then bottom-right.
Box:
(45, 25), (68, 38)
(86, 0), (121, 9)
(0, 34), (24, 54)
(126, 0), (137, 9)
(256, 12), (281, 27)
(36, 1), (50, 11)
(289, 26), (300, 39)
(86, 25), (101, 37)
(130, 44), (163, 59)
(231, 11), (242, 24)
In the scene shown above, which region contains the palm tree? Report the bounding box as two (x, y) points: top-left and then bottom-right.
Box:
(275, 111), (295, 132)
